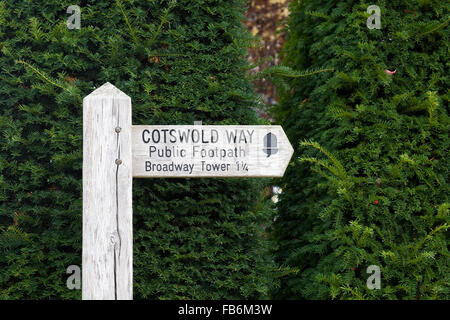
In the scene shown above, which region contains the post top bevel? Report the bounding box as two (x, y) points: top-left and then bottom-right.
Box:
(84, 82), (130, 99)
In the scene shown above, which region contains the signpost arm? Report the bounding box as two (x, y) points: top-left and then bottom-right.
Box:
(82, 83), (133, 300)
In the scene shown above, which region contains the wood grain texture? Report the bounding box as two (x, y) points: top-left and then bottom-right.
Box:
(82, 83), (132, 300)
(132, 125), (294, 178)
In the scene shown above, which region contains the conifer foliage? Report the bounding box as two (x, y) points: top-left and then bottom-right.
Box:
(272, 0), (449, 299)
(0, 0), (275, 299)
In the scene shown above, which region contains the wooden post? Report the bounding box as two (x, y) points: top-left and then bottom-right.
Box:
(82, 83), (133, 300)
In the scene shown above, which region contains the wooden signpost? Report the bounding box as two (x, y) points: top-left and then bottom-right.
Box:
(132, 125), (293, 178)
(82, 83), (294, 300)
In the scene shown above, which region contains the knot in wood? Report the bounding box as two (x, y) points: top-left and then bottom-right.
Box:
(110, 231), (120, 245)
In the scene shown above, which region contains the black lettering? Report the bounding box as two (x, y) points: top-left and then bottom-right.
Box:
(191, 129), (200, 143)
(152, 129), (160, 143)
(226, 130), (237, 143)
(142, 129), (151, 143)
(201, 130), (209, 143)
(211, 129), (219, 143)
(149, 146), (156, 157)
(179, 130), (189, 142)
(169, 129), (177, 143)
(161, 129), (169, 143)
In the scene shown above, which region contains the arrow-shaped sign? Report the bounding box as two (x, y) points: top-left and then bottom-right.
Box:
(132, 125), (294, 178)
(82, 83), (295, 300)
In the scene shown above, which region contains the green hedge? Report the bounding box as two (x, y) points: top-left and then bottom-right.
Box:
(272, 0), (449, 299)
(0, 0), (276, 299)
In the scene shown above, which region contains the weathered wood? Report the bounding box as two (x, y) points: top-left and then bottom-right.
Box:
(82, 83), (133, 300)
(132, 125), (294, 178)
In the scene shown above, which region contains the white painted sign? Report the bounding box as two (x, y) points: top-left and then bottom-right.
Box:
(132, 125), (294, 178)
(82, 83), (294, 300)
